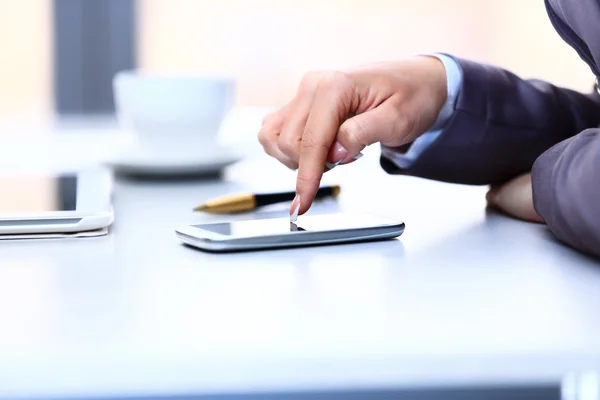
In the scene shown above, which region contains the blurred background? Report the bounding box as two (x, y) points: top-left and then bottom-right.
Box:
(0, 0), (596, 129)
(1, 5), (599, 397)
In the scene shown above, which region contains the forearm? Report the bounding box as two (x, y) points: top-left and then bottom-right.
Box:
(382, 56), (600, 185)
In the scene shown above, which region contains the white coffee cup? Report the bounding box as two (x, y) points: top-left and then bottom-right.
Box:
(113, 71), (236, 157)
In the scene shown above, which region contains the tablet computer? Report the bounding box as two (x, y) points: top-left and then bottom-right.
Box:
(0, 167), (114, 235)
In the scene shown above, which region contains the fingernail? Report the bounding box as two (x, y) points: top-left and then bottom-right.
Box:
(340, 151), (364, 165)
(290, 195), (301, 223)
(328, 141), (349, 164)
(325, 160), (342, 170)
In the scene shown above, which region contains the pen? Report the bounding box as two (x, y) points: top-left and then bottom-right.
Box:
(193, 185), (341, 213)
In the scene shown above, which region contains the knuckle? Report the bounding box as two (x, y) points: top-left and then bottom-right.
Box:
(257, 129), (270, 146)
(300, 71), (323, 89)
(317, 70), (350, 93)
(301, 134), (330, 152)
(296, 173), (316, 187)
(278, 134), (301, 155)
(340, 118), (367, 145)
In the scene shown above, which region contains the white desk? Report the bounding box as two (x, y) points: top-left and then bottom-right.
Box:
(0, 125), (599, 400)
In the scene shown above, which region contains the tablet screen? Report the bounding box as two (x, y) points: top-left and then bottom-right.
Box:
(0, 173), (77, 214)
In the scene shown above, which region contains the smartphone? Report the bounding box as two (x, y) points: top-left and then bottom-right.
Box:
(175, 212), (405, 252)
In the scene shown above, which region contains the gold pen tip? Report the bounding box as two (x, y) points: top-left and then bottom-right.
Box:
(193, 204), (208, 212)
(332, 185), (341, 197)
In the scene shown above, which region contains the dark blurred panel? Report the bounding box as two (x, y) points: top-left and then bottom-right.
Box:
(52, 0), (136, 115)
(76, 385), (560, 399)
(57, 175), (77, 211)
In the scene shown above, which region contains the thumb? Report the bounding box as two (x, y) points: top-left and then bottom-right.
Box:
(333, 103), (408, 163)
(486, 186), (500, 205)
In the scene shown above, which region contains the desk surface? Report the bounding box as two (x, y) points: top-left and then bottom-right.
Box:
(0, 124), (599, 399)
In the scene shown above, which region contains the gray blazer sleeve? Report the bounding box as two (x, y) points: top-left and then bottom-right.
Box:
(532, 130), (600, 257)
(381, 57), (600, 257)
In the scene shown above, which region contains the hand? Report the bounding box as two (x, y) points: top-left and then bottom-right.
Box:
(258, 56), (448, 215)
(486, 173), (544, 223)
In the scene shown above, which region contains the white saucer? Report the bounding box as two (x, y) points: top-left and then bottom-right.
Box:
(106, 143), (243, 176)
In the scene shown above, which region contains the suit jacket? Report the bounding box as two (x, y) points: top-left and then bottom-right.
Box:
(381, 0), (600, 258)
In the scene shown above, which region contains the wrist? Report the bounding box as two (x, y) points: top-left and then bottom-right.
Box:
(416, 55), (448, 131)
(419, 53), (464, 133)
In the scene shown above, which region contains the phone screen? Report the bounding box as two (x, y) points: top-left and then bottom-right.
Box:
(193, 213), (397, 237)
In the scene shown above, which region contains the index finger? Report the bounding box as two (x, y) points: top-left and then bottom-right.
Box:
(296, 72), (353, 215)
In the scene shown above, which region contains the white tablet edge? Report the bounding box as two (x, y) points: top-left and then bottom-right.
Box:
(0, 167), (114, 235)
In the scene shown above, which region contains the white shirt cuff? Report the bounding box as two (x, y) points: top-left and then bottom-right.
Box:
(382, 53), (463, 169)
